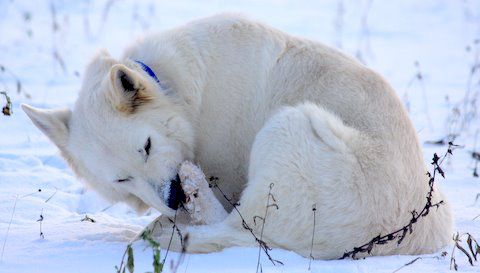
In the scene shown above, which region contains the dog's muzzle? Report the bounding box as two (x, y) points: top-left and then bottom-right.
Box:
(166, 174), (186, 210)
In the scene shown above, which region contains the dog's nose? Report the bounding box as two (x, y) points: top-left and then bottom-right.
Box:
(166, 173), (186, 210)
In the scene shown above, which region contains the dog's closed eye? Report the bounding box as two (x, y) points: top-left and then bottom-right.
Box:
(144, 137), (151, 156)
(138, 137), (152, 162)
(116, 176), (133, 183)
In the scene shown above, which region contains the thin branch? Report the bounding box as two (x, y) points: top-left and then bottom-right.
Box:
(256, 183), (278, 273)
(162, 210), (178, 265)
(392, 254), (444, 273)
(37, 209), (44, 239)
(308, 204), (317, 270)
(209, 177), (283, 266)
(450, 232), (480, 271)
(340, 142), (458, 259)
(1, 91), (12, 116)
(44, 187), (58, 203)
(1, 195), (19, 262)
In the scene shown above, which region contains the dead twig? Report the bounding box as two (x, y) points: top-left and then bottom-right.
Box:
(392, 252), (446, 273)
(255, 183), (279, 273)
(450, 232), (480, 271)
(308, 204), (317, 270)
(1, 195), (19, 262)
(340, 142), (458, 259)
(80, 215), (96, 223)
(1, 91), (12, 116)
(37, 209), (44, 239)
(209, 177), (283, 267)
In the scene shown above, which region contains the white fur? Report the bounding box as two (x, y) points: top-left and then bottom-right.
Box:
(23, 14), (452, 259)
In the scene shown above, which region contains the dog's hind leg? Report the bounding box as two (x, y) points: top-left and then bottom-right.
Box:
(224, 102), (368, 258)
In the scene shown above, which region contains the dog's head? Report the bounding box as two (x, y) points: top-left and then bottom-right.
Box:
(22, 50), (194, 216)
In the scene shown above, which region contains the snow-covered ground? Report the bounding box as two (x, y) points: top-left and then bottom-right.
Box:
(1, 0), (480, 272)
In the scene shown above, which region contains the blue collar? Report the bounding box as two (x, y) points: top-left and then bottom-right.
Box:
(134, 60), (167, 90)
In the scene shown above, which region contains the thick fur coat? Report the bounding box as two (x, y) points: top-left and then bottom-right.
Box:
(22, 14), (452, 259)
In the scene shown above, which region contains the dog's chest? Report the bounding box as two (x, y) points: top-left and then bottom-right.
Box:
(193, 119), (251, 204)
(192, 99), (263, 205)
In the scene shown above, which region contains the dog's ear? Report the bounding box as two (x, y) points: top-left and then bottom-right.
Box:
(109, 64), (154, 114)
(21, 104), (71, 149)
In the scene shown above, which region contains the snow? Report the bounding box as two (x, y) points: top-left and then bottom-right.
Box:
(1, 0), (480, 272)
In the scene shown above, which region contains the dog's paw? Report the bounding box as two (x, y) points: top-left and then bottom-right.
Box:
(179, 161), (228, 224)
(178, 161), (205, 223)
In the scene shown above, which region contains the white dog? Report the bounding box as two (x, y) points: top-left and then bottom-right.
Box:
(22, 14), (452, 259)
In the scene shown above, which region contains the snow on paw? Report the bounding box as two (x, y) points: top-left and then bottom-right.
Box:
(179, 161), (228, 225)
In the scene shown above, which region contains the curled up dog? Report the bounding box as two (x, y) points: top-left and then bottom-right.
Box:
(23, 14), (452, 259)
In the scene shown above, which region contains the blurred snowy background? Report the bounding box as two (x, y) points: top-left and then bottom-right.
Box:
(1, 0), (480, 272)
